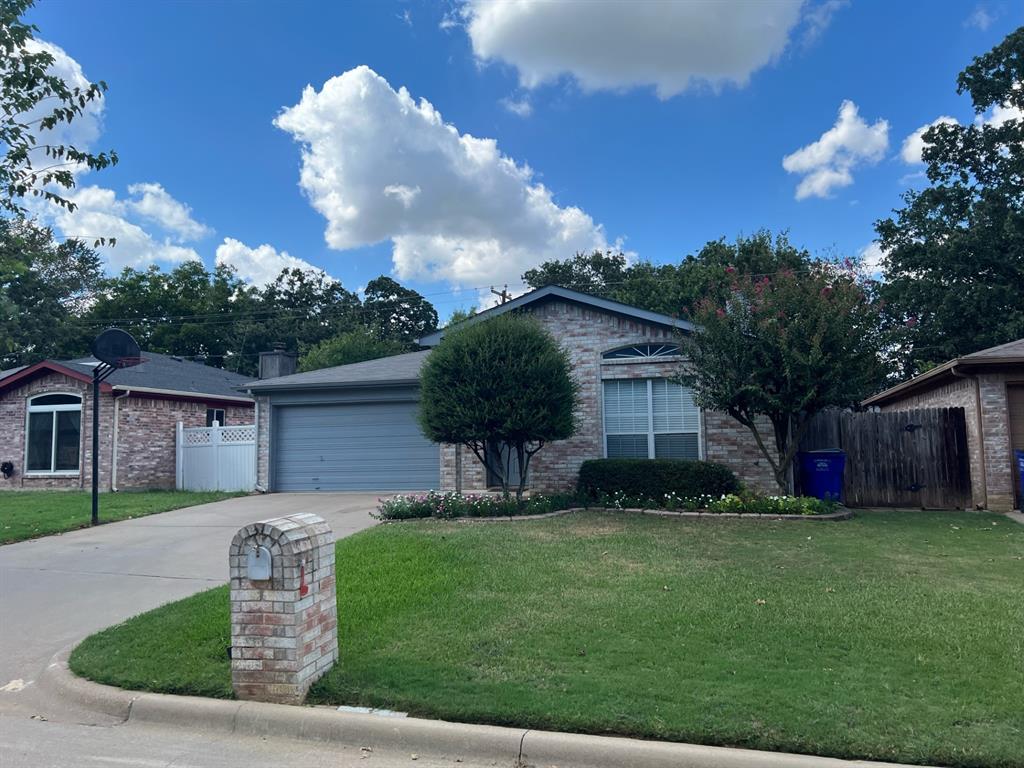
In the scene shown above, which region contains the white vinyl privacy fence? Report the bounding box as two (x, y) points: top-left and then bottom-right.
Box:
(176, 422), (256, 492)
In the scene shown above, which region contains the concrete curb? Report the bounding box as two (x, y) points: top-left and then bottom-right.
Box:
(43, 647), (930, 768)
(384, 506), (854, 524)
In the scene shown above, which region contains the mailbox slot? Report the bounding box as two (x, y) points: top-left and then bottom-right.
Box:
(247, 545), (272, 581)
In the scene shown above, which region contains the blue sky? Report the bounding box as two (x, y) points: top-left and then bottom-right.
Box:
(26, 0), (1024, 319)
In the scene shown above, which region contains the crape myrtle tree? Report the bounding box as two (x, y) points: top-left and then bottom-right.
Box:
(678, 262), (884, 493)
(876, 27), (1024, 376)
(418, 313), (579, 502)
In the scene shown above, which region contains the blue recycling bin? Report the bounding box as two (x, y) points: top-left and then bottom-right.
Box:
(1015, 450), (1024, 505)
(798, 449), (846, 502)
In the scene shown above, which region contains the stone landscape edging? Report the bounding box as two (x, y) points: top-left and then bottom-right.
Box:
(41, 645), (923, 768)
(382, 505), (854, 523)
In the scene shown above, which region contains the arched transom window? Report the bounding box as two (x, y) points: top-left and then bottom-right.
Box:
(603, 343), (680, 360)
(26, 393), (82, 474)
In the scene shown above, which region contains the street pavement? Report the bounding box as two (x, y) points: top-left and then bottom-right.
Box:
(0, 492), (477, 767)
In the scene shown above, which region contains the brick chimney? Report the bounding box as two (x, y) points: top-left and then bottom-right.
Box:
(259, 342), (297, 380)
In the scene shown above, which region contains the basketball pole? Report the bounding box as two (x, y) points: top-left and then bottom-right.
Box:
(91, 367), (100, 526)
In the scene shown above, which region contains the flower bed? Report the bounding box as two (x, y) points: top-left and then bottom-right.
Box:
(376, 490), (839, 520)
(375, 491), (579, 520)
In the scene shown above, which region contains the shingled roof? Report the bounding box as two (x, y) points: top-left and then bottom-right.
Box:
(0, 351), (253, 402)
(863, 337), (1024, 407)
(244, 350), (431, 392)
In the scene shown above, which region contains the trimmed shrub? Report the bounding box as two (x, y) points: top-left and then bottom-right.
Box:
(578, 459), (740, 501)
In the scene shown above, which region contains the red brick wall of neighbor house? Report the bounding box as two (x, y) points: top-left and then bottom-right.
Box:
(115, 396), (253, 490)
(0, 372), (109, 491)
(0, 370), (253, 492)
(877, 371), (1024, 511)
(439, 299), (779, 494)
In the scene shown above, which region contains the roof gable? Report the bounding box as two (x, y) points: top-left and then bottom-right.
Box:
(418, 285), (694, 347)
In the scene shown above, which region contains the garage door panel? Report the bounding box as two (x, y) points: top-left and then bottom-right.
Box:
(274, 400), (439, 491)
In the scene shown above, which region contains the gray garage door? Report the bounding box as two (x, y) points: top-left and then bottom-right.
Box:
(273, 401), (439, 491)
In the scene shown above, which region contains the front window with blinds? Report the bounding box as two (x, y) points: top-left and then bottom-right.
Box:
(603, 379), (700, 459)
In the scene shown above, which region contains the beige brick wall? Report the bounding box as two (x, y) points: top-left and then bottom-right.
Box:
(878, 370), (1024, 511)
(1, 371), (253, 492)
(439, 299), (777, 494)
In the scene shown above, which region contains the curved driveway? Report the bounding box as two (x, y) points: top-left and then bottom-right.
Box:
(0, 492), (380, 718)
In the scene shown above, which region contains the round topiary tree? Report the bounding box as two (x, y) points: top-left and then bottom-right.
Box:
(419, 312), (579, 502)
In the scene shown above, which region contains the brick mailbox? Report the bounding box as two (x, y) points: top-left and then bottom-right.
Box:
(229, 513), (337, 704)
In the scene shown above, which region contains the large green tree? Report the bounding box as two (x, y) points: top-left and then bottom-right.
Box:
(0, 217), (101, 367)
(419, 313), (579, 501)
(1, 0), (117, 217)
(361, 275), (438, 344)
(523, 231), (812, 317)
(298, 329), (406, 373)
(679, 263), (884, 493)
(876, 27), (1024, 375)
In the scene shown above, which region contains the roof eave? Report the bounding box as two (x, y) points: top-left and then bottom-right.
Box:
(862, 354), (1024, 406)
(244, 378), (420, 394)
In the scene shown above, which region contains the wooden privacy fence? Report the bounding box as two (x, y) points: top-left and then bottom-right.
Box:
(797, 408), (971, 509)
(176, 422), (256, 492)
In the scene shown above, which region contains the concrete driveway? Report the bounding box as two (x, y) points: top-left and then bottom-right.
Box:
(0, 492), (381, 718)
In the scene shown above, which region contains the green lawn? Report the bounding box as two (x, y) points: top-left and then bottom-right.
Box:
(0, 490), (244, 544)
(70, 511), (1024, 767)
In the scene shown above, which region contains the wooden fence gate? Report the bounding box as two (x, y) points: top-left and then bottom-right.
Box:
(797, 408), (971, 509)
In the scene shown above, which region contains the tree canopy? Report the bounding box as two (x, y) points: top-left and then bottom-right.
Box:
(679, 263), (884, 492)
(876, 27), (1024, 375)
(1, 0), (117, 218)
(298, 329), (407, 373)
(419, 313), (579, 501)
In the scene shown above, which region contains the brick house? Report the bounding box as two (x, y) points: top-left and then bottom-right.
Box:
(0, 352), (254, 492)
(246, 286), (777, 494)
(863, 338), (1024, 512)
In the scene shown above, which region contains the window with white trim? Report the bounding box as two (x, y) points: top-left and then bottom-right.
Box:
(603, 379), (700, 459)
(26, 393), (82, 473)
(206, 408), (226, 427)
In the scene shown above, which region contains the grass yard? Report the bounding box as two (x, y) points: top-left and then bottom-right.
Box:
(0, 490), (244, 544)
(70, 511), (1024, 767)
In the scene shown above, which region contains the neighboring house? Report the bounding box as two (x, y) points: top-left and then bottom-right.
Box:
(245, 286), (777, 494)
(0, 352), (254, 492)
(863, 338), (1024, 512)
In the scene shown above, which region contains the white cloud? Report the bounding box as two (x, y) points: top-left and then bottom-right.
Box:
(859, 242), (887, 276)
(500, 95), (533, 117)
(214, 237), (326, 286)
(964, 5), (996, 30)
(274, 65), (610, 289)
(800, 0), (848, 47)
(782, 100), (889, 200)
(462, 0), (806, 99)
(22, 39), (104, 152)
(983, 101), (1022, 127)
(900, 116), (958, 164)
(126, 182), (212, 241)
(47, 186), (200, 270)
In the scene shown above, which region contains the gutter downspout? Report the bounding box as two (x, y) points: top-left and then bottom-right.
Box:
(111, 389), (131, 492)
(951, 364), (987, 509)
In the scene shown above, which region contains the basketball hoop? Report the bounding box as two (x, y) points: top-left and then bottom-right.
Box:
(89, 328), (142, 527)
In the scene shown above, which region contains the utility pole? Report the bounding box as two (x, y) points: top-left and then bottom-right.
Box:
(490, 285), (512, 304)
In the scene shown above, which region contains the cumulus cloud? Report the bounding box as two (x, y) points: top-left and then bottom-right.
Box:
(900, 116), (958, 164)
(47, 186), (200, 269)
(462, 0), (806, 99)
(782, 100), (889, 200)
(22, 39), (104, 152)
(126, 182), (212, 241)
(859, 242), (887, 276)
(214, 237), (326, 286)
(274, 65), (610, 288)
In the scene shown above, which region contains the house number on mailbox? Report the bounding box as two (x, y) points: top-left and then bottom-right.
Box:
(247, 545), (272, 580)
